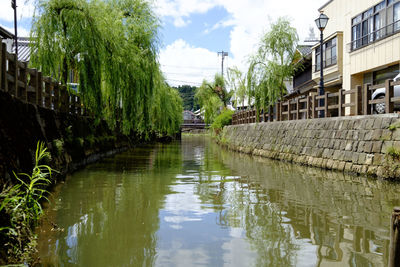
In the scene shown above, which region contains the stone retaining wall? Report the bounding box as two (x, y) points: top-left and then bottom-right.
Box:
(222, 114), (400, 179)
(0, 90), (137, 185)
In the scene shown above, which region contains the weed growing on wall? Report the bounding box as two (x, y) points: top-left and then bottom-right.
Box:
(0, 142), (54, 264)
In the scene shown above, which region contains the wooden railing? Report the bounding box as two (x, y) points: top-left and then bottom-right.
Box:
(231, 82), (396, 125)
(0, 41), (86, 115)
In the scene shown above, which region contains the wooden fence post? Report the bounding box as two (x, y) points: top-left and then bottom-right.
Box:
(389, 207), (400, 267)
(2, 43), (7, 92)
(324, 92), (329, 118)
(27, 69), (36, 104)
(44, 78), (51, 109)
(296, 98), (300, 120)
(0, 42), (3, 91)
(386, 79), (394, 114)
(338, 89), (344, 116)
(13, 54), (18, 97)
(355, 85), (362, 115)
(37, 72), (43, 106)
(287, 100), (291, 121)
(262, 109), (266, 122)
(269, 105), (273, 122)
(53, 82), (60, 111)
(363, 84), (372, 115)
(276, 102), (280, 121)
(312, 94), (318, 119)
(307, 96), (312, 119)
(20, 62), (28, 102)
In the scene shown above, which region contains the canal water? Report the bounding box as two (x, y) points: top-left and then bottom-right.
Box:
(37, 135), (400, 266)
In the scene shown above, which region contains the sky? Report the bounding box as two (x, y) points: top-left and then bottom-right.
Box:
(0, 0), (328, 87)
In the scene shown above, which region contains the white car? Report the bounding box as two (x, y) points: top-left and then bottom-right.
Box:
(371, 73), (400, 114)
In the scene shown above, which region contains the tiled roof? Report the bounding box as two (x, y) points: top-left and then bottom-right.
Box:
(0, 26), (13, 39)
(297, 45), (313, 56)
(12, 37), (36, 62)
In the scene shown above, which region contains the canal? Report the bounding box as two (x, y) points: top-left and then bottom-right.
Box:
(37, 135), (400, 266)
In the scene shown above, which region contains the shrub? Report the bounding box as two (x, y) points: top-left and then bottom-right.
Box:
(211, 109), (234, 133)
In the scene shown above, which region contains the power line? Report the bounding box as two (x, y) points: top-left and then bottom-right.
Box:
(161, 64), (219, 70)
(163, 71), (214, 77)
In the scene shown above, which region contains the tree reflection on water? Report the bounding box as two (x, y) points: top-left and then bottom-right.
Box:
(36, 136), (400, 266)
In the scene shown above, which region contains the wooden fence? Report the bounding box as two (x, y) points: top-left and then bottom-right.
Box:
(232, 79), (400, 125)
(0, 42), (86, 115)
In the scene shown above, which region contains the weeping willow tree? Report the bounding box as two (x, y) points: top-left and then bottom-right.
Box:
(227, 67), (246, 109)
(195, 73), (233, 124)
(150, 69), (183, 136)
(246, 17), (299, 119)
(30, 0), (181, 136)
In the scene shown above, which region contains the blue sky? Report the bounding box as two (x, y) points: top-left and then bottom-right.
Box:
(161, 6), (233, 53)
(0, 0), (328, 86)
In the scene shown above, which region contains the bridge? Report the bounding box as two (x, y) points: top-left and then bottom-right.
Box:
(181, 119), (208, 132)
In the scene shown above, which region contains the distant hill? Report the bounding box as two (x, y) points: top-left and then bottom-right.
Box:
(174, 85), (200, 111)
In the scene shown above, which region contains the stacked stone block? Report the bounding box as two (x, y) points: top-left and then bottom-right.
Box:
(223, 114), (400, 178)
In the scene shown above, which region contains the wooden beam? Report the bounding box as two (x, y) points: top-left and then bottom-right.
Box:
(363, 84), (371, 115)
(389, 207), (400, 267)
(386, 79), (394, 114)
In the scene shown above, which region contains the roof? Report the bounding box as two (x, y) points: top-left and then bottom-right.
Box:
(12, 37), (34, 62)
(319, 0), (334, 11)
(0, 25), (13, 39)
(297, 45), (313, 56)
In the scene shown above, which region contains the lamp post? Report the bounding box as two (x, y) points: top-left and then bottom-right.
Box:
(11, 0), (18, 58)
(315, 12), (329, 118)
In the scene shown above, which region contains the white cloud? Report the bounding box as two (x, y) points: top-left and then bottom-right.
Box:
(159, 39), (220, 87)
(3, 25), (30, 37)
(156, 0), (328, 85)
(0, 0), (35, 22)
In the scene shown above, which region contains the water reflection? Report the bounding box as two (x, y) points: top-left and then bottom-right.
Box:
(36, 136), (400, 266)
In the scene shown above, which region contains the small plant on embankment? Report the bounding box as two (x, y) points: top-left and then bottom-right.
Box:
(383, 146), (400, 178)
(211, 109), (234, 144)
(211, 109), (234, 134)
(0, 142), (54, 265)
(388, 122), (400, 131)
(52, 138), (64, 157)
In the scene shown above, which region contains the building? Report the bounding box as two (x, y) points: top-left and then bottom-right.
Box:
(0, 25), (33, 62)
(313, 0), (400, 114)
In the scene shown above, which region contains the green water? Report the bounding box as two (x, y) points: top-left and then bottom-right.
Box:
(37, 136), (400, 266)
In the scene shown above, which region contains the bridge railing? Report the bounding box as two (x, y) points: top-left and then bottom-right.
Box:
(0, 41), (88, 116)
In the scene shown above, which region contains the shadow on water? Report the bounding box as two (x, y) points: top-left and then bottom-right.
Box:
(36, 136), (400, 266)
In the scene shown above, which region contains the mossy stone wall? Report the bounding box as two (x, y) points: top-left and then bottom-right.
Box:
(223, 114), (400, 178)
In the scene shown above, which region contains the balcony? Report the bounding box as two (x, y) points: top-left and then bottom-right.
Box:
(314, 56), (337, 72)
(348, 20), (400, 52)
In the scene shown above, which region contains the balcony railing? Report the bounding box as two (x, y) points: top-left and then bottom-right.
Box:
(348, 20), (400, 52)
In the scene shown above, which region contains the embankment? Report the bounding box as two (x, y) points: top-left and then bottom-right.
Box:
(222, 114), (400, 178)
(0, 90), (141, 185)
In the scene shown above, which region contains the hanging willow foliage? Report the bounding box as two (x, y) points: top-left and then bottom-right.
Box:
(30, 0), (182, 136)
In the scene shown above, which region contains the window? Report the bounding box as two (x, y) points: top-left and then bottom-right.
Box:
(375, 1), (385, 12)
(373, 64), (399, 84)
(315, 37), (337, 71)
(395, 2), (400, 31)
(352, 24), (361, 49)
(315, 46), (321, 71)
(350, 0), (400, 50)
(374, 13), (382, 39)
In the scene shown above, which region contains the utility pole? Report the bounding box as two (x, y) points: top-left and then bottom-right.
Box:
(217, 51), (228, 77)
(11, 0), (18, 58)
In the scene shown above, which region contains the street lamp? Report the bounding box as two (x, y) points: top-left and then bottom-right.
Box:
(315, 12), (329, 117)
(11, 0), (18, 58)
